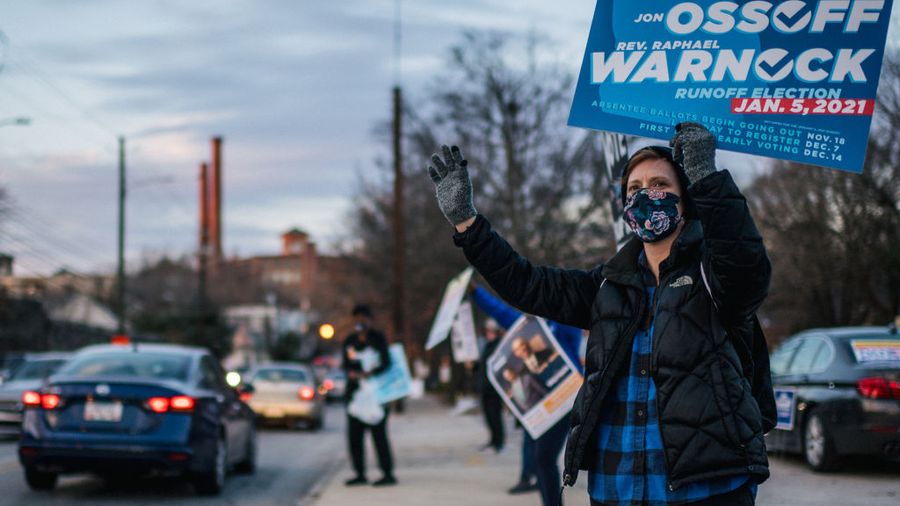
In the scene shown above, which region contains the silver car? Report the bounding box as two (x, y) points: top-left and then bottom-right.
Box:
(0, 353), (71, 437)
(245, 364), (324, 430)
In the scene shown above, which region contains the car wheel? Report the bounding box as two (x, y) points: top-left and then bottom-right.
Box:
(234, 427), (257, 474)
(804, 412), (841, 472)
(310, 414), (324, 431)
(193, 435), (227, 495)
(25, 467), (58, 491)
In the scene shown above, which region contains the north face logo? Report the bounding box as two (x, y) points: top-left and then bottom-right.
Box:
(669, 275), (693, 288)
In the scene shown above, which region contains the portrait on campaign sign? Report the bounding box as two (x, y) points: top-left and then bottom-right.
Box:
(487, 315), (583, 439)
(568, 0), (896, 172)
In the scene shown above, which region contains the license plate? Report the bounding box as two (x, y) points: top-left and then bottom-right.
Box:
(84, 401), (123, 422)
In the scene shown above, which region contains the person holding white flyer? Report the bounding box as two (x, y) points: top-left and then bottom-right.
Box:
(427, 124), (775, 505)
(341, 304), (396, 488)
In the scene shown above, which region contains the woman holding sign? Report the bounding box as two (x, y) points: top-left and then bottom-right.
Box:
(427, 123), (774, 505)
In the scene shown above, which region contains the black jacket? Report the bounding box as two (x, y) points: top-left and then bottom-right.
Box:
(453, 170), (773, 490)
(341, 329), (391, 403)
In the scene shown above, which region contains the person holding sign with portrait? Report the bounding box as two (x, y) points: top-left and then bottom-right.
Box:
(472, 283), (584, 503)
(427, 123), (775, 505)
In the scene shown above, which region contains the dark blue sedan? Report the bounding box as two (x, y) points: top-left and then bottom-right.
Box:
(18, 343), (256, 495)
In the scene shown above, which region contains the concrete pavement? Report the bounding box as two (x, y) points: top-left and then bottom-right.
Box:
(311, 396), (900, 506)
(310, 396), (586, 506)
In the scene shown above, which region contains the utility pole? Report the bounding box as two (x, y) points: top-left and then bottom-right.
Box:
(198, 162), (210, 307)
(391, 0), (406, 350)
(116, 136), (126, 335)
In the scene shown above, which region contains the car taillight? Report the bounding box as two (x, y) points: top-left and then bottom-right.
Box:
(41, 394), (61, 410)
(22, 391), (62, 410)
(170, 396), (195, 412)
(239, 392), (252, 402)
(146, 395), (195, 413)
(323, 379), (334, 390)
(857, 377), (900, 400)
(147, 397), (170, 413)
(22, 391), (42, 407)
(298, 386), (315, 401)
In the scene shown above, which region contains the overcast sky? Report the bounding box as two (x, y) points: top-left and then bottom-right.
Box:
(0, 1), (897, 276)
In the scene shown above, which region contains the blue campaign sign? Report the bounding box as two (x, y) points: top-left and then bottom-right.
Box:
(568, 1), (896, 172)
(774, 387), (797, 430)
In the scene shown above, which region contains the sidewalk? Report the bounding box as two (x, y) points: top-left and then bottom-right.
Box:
(309, 396), (587, 506)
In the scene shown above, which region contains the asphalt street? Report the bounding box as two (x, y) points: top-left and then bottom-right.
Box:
(0, 404), (345, 506)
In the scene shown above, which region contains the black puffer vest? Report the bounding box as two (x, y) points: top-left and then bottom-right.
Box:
(454, 170), (772, 491)
(562, 221), (769, 490)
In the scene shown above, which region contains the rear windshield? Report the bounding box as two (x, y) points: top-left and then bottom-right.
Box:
(841, 337), (900, 363)
(56, 351), (192, 381)
(253, 368), (308, 383)
(10, 359), (66, 381)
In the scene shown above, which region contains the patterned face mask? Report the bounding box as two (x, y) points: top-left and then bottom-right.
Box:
(623, 189), (683, 243)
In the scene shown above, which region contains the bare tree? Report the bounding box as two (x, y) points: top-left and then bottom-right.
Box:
(349, 31), (617, 343)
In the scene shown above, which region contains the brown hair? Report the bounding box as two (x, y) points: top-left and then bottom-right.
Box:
(618, 145), (695, 217)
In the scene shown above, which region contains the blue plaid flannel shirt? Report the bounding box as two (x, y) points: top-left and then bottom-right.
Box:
(588, 256), (755, 505)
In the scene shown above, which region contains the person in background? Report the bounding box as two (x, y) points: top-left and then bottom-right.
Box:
(471, 284), (584, 506)
(341, 304), (397, 487)
(478, 318), (505, 453)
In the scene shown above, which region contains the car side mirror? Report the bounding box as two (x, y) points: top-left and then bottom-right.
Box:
(237, 383), (255, 394)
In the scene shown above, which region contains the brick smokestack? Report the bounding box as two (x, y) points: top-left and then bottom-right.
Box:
(209, 136), (223, 262)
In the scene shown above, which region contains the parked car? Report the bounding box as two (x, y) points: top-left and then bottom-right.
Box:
(0, 353), (72, 438)
(18, 343), (256, 495)
(320, 369), (347, 403)
(765, 326), (900, 471)
(243, 363), (324, 430)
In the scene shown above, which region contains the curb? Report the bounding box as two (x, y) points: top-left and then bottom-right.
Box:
(296, 458), (345, 506)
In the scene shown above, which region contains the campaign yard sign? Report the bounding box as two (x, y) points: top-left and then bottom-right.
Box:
(569, 0), (895, 172)
(774, 387), (797, 430)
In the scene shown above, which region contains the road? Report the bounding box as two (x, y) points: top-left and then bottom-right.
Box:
(0, 404), (345, 506)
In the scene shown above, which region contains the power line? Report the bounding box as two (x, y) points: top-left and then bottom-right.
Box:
(4, 35), (119, 138)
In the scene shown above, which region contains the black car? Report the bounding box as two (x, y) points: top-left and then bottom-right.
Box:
(18, 343), (257, 495)
(765, 326), (900, 471)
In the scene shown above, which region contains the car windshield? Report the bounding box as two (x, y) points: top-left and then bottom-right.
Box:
(840, 336), (900, 364)
(56, 351), (192, 381)
(253, 368), (308, 383)
(9, 359), (66, 381)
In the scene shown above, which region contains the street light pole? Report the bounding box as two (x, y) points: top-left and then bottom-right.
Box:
(116, 136), (127, 335)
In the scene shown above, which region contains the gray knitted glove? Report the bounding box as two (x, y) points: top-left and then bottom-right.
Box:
(670, 122), (717, 185)
(427, 145), (477, 226)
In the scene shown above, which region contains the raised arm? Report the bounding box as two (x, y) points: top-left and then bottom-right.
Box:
(672, 122), (771, 321)
(471, 285), (522, 329)
(427, 145), (601, 329)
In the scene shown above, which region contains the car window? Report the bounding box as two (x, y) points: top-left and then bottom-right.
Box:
(787, 337), (828, 375)
(253, 368), (308, 383)
(9, 359), (65, 381)
(770, 339), (802, 376)
(57, 352), (191, 381)
(809, 337), (835, 373)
